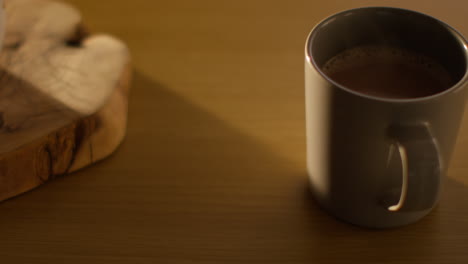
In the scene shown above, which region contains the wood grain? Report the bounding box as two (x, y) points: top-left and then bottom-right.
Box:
(0, 0), (467, 263)
(0, 0), (131, 201)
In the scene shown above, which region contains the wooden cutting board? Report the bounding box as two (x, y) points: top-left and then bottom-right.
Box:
(0, 0), (131, 201)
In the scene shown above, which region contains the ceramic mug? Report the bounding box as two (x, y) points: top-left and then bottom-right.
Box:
(305, 7), (468, 228)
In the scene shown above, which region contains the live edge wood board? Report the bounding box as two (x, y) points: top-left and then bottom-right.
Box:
(0, 0), (131, 201)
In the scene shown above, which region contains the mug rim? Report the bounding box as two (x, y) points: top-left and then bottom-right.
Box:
(305, 6), (468, 103)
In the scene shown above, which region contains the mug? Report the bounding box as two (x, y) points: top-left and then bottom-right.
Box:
(305, 7), (468, 228)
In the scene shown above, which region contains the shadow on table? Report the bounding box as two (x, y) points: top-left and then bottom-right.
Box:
(0, 71), (467, 263)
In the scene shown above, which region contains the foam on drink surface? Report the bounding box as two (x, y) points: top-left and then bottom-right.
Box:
(322, 45), (454, 99)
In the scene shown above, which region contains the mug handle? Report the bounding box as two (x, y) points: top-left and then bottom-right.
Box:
(385, 123), (442, 212)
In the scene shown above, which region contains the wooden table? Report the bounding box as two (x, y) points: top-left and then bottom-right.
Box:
(1, 0), (468, 263)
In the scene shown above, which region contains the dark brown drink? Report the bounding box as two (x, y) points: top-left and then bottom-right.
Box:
(322, 45), (454, 99)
